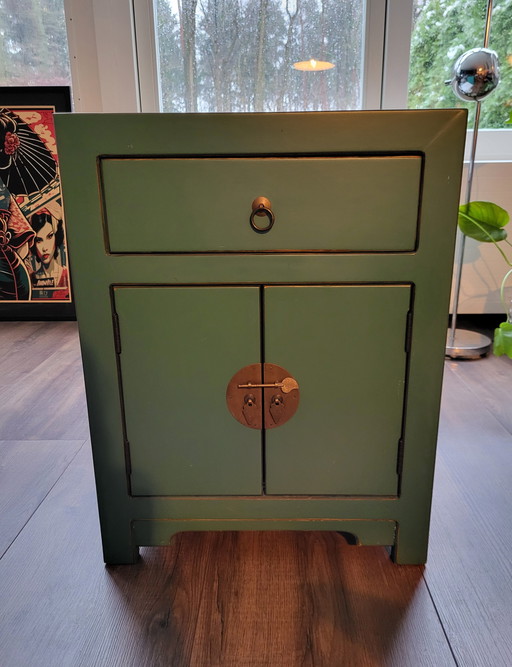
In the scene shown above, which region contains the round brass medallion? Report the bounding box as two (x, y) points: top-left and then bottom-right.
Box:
(226, 363), (300, 429)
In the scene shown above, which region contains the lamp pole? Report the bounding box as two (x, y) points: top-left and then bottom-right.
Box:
(445, 0), (500, 359)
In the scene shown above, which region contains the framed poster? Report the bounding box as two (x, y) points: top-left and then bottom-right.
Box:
(0, 86), (74, 319)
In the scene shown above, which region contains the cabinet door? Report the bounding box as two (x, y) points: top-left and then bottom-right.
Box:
(264, 285), (410, 495)
(114, 286), (262, 496)
(115, 284), (410, 498)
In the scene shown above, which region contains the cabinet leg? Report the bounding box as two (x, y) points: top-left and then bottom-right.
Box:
(101, 533), (140, 565)
(390, 524), (429, 565)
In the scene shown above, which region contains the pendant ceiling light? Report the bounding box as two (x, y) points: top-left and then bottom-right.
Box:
(293, 59), (334, 71)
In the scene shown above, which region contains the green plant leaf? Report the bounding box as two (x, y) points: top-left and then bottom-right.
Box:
(458, 201), (509, 243)
(493, 321), (512, 359)
(506, 111), (512, 125)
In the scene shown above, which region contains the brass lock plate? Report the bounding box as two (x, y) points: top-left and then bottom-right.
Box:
(226, 363), (300, 429)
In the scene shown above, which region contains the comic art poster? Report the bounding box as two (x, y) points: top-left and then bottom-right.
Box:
(0, 88), (72, 310)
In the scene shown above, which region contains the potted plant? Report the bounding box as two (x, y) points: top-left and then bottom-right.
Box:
(458, 200), (512, 358)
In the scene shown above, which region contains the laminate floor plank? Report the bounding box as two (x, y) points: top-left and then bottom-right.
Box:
(0, 439), (85, 557)
(446, 353), (512, 436)
(0, 444), (121, 667)
(0, 322), (89, 441)
(0, 444), (454, 667)
(425, 365), (512, 667)
(181, 532), (455, 667)
(0, 321), (75, 376)
(0, 320), (51, 351)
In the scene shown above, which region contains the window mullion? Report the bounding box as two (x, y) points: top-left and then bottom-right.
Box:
(381, 0), (414, 110)
(133, 0), (162, 112)
(362, 0), (386, 109)
(63, 0), (101, 111)
(64, 0), (140, 112)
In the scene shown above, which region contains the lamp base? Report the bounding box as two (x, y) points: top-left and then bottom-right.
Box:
(445, 328), (491, 359)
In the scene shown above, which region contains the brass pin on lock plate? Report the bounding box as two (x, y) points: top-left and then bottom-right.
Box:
(226, 363), (299, 429)
(237, 377), (299, 393)
(269, 394), (285, 425)
(242, 393), (259, 427)
(226, 364), (263, 429)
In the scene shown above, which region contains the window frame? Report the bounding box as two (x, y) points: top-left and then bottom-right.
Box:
(63, 0), (511, 161)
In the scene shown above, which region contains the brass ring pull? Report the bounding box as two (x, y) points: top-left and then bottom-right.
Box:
(250, 197), (275, 233)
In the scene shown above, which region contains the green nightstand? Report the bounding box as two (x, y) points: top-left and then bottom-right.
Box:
(55, 110), (466, 564)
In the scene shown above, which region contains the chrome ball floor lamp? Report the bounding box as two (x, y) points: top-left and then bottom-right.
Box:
(445, 0), (500, 359)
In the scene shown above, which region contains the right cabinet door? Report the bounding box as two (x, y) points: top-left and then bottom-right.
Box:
(265, 284), (411, 496)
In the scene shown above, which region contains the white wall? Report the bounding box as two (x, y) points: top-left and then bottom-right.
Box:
(453, 162), (512, 315)
(64, 0), (139, 112)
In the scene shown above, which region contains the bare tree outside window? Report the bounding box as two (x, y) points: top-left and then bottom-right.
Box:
(0, 0), (71, 86)
(155, 0), (365, 113)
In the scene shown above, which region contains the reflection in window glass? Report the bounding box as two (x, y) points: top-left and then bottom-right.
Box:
(156, 0), (365, 112)
(408, 0), (512, 129)
(0, 0), (71, 86)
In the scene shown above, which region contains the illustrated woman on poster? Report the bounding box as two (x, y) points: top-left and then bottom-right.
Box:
(29, 209), (69, 300)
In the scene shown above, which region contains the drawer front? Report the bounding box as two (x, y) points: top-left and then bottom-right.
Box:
(101, 156), (422, 253)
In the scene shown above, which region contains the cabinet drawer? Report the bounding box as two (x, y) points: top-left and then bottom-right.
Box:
(100, 155), (422, 253)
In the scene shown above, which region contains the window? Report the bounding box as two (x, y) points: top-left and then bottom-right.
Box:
(408, 0), (512, 130)
(0, 0), (71, 86)
(61, 0), (512, 159)
(407, 0), (512, 161)
(153, 0), (366, 113)
(133, 0), (388, 112)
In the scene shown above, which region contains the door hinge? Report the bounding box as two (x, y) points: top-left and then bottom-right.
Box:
(124, 439), (132, 477)
(405, 310), (413, 354)
(113, 312), (122, 355)
(396, 437), (405, 476)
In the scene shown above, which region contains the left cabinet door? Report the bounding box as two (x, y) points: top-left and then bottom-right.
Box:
(114, 286), (263, 496)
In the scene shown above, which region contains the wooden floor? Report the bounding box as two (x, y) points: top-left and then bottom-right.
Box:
(1, 321), (511, 666)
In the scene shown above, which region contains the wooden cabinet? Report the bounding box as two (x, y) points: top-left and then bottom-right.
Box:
(55, 111), (466, 564)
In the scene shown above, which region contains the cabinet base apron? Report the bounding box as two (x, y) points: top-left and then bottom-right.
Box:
(99, 495), (431, 566)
